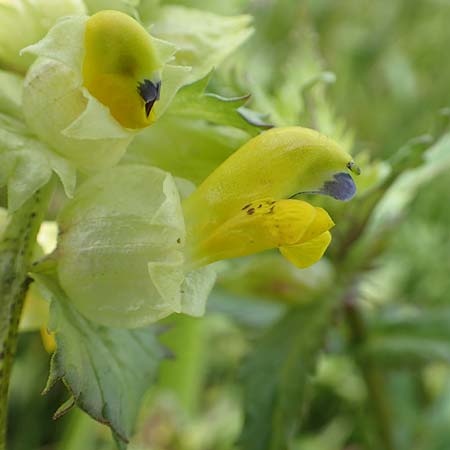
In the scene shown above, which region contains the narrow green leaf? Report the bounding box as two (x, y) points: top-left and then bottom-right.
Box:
(239, 298), (333, 450)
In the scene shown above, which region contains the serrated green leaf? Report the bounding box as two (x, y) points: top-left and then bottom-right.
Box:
(239, 298), (333, 450)
(165, 73), (270, 135)
(34, 273), (168, 445)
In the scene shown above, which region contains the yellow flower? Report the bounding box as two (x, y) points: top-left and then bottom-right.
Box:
(21, 10), (191, 172)
(183, 126), (359, 270)
(43, 128), (358, 328)
(82, 10), (163, 129)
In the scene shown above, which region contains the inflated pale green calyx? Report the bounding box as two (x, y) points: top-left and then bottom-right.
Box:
(83, 10), (162, 129)
(55, 165), (215, 328)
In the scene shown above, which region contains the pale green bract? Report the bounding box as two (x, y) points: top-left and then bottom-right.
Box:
(0, 207), (9, 238)
(54, 165), (216, 328)
(150, 5), (253, 82)
(83, 0), (140, 16)
(126, 115), (249, 185)
(0, 70), (23, 119)
(0, 0), (87, 73)
(0, 112), (76, 211)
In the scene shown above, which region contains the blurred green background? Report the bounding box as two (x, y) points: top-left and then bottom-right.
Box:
(7, 0), (450, 449)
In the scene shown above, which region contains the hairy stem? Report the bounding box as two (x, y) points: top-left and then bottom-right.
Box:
(0, 179), (54, 449)
(344, 285), (395, 450)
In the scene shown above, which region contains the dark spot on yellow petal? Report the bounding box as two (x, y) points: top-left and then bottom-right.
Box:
(242, 203), (252, 210)
(247, 208), (255, 215)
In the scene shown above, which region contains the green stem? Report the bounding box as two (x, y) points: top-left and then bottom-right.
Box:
(343, 286), (395, 450)
(0, 179), (54, 449)
(158, 314), (206, 416)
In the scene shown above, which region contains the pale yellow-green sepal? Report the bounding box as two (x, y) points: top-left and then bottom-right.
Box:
(280, 231), (332, 269)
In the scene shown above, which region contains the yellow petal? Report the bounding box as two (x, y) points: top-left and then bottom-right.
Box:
(300, 207), (334, 243)
(280, 231), (332, 269)
(191, 199), (317, 266)
(40, 327), (56, 354)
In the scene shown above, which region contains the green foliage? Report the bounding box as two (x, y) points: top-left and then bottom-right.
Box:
(1, 1), (450, 450)
(166, 73), (270, 135)
(37, 274), (167, 444)
(125, 73), (269, 184)
(150, 5), (253, 81)
(0, 113), (76, 211)
(239, 298), (334, 450)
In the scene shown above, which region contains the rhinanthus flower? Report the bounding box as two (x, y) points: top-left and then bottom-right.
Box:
(183, 127), (360, 270)
(21, 10), (191, 171)
(47, 127), (359, 328)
